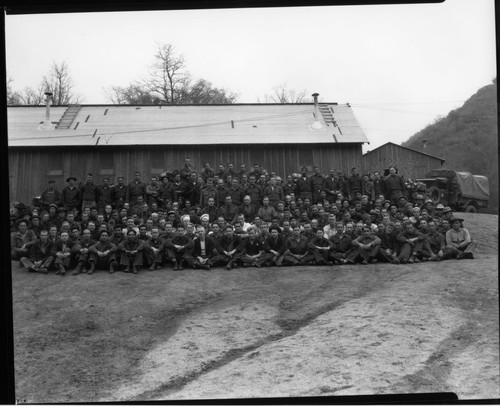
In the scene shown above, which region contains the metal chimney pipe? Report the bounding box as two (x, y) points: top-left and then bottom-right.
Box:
(310, 92), (322, 130)
(422, 139), (428, 149)
(312, 93), (319, 117)
(37, 90), (55, 131)
(44, 90), (53, 121)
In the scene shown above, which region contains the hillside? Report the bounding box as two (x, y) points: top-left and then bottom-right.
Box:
(402, 80), (498, 211)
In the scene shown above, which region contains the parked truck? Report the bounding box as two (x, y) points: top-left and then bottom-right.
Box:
(416, 169), (489, 213)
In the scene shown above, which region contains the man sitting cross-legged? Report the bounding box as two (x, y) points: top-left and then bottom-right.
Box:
(72, 229), (97, 275)
(89, 230), (119, 274)
(444, 217), (477, 259)
(216, 224), (243, 270)
(52, 231), (75, 276)
(261, 225), (287, 267)
(282, 225), (315, 266)
(351, 225), (381, 264)
(184, 226), (219, 270)
(118, 229), (145, 274)
(20, 229), (54, 274)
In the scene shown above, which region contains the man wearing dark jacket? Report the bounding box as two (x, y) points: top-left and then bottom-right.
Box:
(62, 176), (81, 211)
(216, 224), (243, 270)
(261, 225), (287, 267)
(89, 230), (119, 274)
(52, 231), (75, 276)
(20, 230), (54, 274)
(184, 226), (219, 270)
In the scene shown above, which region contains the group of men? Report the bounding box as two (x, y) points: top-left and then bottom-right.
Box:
(10, 160), (478, 275)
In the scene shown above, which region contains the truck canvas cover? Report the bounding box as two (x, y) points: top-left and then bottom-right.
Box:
(425, 169), (490, 200)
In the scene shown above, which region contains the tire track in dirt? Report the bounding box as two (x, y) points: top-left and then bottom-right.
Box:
(109, 265), (419, 401)
(148, 262), (492, 400)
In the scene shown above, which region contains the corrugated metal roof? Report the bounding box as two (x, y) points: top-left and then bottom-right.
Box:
(8, 104), (369, 147)
(363, 142), (445, 163)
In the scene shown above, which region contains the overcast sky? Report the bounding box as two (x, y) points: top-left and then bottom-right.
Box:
(5, 0), (496, 152)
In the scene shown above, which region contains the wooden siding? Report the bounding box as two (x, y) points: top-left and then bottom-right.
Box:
(8, 143), (362, 204)
(362, 143), (443, 179)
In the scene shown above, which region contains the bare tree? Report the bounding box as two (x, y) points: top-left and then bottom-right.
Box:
(7, 75), (22, 105)
(260, 82), (309, 103)
(105, 43), (238, 105)
(143, 43), (191, 104)
(41, 61), (83, 105)
(18, 84), (46, 105)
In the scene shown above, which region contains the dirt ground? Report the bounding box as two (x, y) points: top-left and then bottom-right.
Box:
(11, 213), (499, 403)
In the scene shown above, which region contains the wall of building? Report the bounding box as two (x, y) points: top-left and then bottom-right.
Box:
(8, 143), (362, 204)
(362, 143), (443, 179)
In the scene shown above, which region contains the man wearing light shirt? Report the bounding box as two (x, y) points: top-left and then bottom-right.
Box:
(445, 217), (477, 259)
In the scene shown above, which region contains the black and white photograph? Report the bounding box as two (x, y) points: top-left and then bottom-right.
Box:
(4, 0), (498, 403)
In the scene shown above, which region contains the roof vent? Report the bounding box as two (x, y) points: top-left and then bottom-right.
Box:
(37, 90), (55, 131)
(311, 93), (323, 130)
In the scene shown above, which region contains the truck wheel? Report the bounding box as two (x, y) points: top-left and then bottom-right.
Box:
(464, 205), (477, 213)
(427, 186), (441, 204)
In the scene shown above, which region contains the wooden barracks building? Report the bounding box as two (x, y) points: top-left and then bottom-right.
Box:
(8, 96), (370, 204)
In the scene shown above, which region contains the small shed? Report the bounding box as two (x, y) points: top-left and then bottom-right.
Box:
(362, 142), (445, 179)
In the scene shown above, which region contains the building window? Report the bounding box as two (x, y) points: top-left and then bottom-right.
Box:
(150, 150), (165, 175)
(99, 152), (114, 176)
(47, 153), (63, 176)
(298, 147), (313, 172)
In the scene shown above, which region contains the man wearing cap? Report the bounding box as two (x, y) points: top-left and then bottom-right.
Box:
(435, 203), (445, 217)
(41, 180), (62, 212)
(62, 177), (81, 211)
(442, 206), (454, 222)
(80, 173), (98, 211)
(445, 217), (477, 259)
